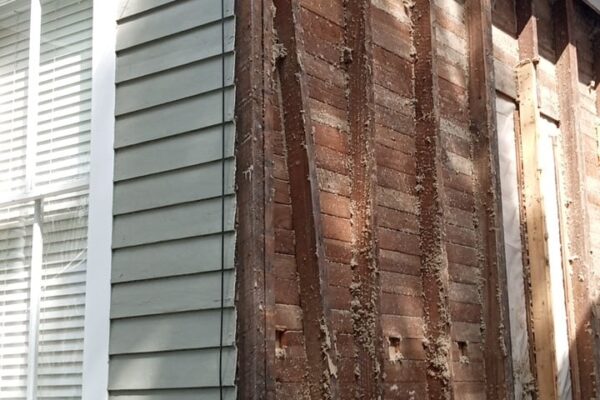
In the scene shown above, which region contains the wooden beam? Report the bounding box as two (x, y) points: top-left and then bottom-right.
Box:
(272, 1), (339, 398)
(512, 105), (539, 388)
(516, 60), (558, 400)
(465, 0), (513, 397)
(516, 0), (538, 61)
(411, 1), (454, 397)
(515, 2), (548, 395)
(553, 1), (598, 398)
(343, 1), (384, 398)
(234, 0), (272, 398)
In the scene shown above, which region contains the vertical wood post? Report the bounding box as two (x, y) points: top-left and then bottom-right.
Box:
(234, 0), (273, 397)
(343, 1), (384, 398)
(412, 0), (454, 397)
(272, 1), (339, 398)
(552, 1), (597, 398)
(516, 60), (558, 400)
(466, 0), (513, 397)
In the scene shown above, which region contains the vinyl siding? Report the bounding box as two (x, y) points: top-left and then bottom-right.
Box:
(108, 1), (236, 399)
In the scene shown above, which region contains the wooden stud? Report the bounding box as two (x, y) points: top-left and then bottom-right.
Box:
(412, 0), (454, 397)
(553, 1), (598, 397)
(343, 1), (384, 398)
(516, 60), (558, 400)
(465, 0), (513, 397)
(272, 0), (339, 398)
(234, 0), (272, 398)
(516, 0), (538, 62)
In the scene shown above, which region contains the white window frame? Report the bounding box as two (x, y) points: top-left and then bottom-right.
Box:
(0, 0), (115, 398)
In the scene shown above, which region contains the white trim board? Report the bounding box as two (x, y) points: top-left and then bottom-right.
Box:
(81, 0), (116, 399)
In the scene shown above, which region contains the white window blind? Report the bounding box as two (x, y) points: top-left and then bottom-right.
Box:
(0, 0), (30, 195)
(0, 0), (93, 398)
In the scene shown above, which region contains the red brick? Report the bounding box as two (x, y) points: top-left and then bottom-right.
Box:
(274, 203), (293, 230)
(322, 214), (352, 242)
(274, 228), (295, 255)
(320, 191), (351, 218)
(274, 277), (300, 305)
(449, 301), (482, 324)
(380, 292), (424, 317)
(299, 0), (343, 25)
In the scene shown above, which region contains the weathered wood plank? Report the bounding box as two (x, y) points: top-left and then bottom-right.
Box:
(412, 0), (454, 397)
(516, 60), (558, 400)
(465, 0), (513, 397)
(344, 1), (385, 397)
(233, 0), (272, 397)
(553, 1), (598, 397)
(273, 0), (339, 397)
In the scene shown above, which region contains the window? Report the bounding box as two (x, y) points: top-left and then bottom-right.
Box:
(0, 0), (114, 398)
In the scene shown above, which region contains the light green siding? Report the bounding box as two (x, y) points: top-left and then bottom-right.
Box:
(108, 0), (236, 398)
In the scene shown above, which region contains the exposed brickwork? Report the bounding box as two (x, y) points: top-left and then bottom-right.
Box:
(235, 0), (600, 398)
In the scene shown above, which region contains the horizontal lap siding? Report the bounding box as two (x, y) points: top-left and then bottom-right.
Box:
(108, 1), (236, 399)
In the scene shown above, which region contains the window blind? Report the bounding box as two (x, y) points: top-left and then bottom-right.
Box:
(37, 191), (88, 399)
(0, 206), (33, 399)
(37, 0), (92, 191)
(0, 0), (92, 398)
(0, 0), (30, 196)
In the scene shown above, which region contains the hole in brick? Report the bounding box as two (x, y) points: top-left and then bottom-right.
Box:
(457, 341), (470, 364)
(275, 329), (287, 359)
(388, 336), (403, 362)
